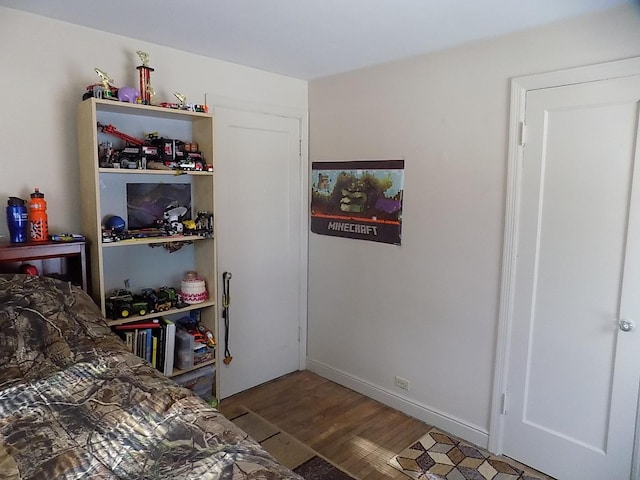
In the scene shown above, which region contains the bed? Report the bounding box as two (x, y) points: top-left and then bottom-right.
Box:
(0, 273), (303, 480)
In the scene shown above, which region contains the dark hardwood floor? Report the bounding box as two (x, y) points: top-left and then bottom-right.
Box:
(219, 370), (433, 479)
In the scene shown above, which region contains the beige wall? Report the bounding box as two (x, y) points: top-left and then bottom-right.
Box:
(0, 7), (307, 238)
(307, 4), (640, 446)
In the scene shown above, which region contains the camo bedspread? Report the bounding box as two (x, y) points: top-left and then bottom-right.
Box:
(0, 274), (302, 480)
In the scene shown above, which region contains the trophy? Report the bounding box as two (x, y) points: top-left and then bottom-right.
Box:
(94, 68), (115, 99)
(174, 92), (187, 109)
(136, 50), (155, 105)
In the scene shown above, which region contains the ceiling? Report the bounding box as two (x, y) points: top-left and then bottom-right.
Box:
(0, 0), (630, 80)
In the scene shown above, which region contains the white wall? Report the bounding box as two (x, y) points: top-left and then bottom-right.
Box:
(307, 4), (640, 447)
(0, 7), (307, 238)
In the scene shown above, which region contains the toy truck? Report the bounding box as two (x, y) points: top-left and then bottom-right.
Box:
(105, 289), (134, 320)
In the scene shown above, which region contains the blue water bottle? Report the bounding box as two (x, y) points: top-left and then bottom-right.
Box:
(6, 197), (28, 243)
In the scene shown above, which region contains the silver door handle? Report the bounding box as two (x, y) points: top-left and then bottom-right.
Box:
(620, 319), (634, 332)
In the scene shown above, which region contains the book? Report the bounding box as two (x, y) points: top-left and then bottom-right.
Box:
(124, 331), (134, 352)
(132, 330), (139, 356)
(151, 335), (158, 368)
(141, 329), (147, 361)
(114, 320), (161, 330)
(112, 324), (160, 364)
(145, 328), (153, 363)
(153, 326), (165, 372)
(162, 318), (176, 376)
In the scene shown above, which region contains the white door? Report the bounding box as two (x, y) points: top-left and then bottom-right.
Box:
(503, 75), (640, 479)
(214, 107), (304, 398)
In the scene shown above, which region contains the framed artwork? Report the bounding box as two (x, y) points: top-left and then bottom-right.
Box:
(126, 183), (191, 229)
(310, 160), (404, 245)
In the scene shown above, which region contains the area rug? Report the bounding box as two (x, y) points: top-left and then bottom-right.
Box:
(389, 428), (549, 480)
(229, 409), (358, 480)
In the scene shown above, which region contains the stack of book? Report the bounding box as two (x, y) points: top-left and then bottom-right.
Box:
(113, 318), (176, 376)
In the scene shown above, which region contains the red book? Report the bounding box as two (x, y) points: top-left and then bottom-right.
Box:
(114, 320), (161, 330)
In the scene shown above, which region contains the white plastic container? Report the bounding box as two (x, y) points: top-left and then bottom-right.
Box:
(173, 366), (215, 400)
(174, 329), (194, 369)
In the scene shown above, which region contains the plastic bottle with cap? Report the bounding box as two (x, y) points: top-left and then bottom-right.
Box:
(28, 188), (48, 241)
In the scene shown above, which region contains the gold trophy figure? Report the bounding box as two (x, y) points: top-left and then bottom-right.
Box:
(174, 92), (187, 109)
(94, 68), (115, 98)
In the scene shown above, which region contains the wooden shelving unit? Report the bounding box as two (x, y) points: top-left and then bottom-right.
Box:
(77, 98), (218, 398)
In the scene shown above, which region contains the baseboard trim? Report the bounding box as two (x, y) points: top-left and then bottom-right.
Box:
(306, 358), (489, 449)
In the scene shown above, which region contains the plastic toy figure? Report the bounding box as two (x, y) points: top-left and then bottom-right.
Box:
(163, 205), (188, 235)
(117, 86), (140, 103)
(195, 211), (214, 237)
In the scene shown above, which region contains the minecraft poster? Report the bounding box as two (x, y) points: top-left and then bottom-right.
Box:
(310, 160), (404, 245)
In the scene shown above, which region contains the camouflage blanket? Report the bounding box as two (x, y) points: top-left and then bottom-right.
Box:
(0, 274), (301, 480)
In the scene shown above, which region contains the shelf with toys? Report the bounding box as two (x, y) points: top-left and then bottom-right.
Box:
(101, 234), (208, 248)
(98, 168), (213, 176)
(77, 94), (218, 399)
(106, 299), (216, 327)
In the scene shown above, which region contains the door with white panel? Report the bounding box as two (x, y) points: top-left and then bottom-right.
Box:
(214, 107), (304, 399)
(503, 75), (640, 479)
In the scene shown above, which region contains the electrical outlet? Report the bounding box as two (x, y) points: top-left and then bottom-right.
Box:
(395, 376), (410, 391)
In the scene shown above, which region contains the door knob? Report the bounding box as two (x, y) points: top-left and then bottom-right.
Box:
(619, 319), (634, 332)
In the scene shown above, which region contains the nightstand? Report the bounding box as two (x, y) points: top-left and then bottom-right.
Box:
(0, 240), (88, 291)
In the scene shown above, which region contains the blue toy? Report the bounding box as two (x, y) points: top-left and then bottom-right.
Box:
(105, 215), (126, 232)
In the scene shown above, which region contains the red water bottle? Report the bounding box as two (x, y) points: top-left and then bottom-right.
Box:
(28, 188), (48, 241)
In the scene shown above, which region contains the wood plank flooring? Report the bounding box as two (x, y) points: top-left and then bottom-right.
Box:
(219, 370), (432, 479)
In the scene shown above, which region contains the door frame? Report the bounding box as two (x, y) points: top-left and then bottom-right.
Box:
(210, 96), (310, 373)
(489, 56), (640, 473)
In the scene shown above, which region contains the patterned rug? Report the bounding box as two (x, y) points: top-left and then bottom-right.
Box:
(389, 428), (550, 480)
(228, 408), (358, 480)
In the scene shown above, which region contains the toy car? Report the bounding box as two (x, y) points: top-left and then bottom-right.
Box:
(176, 159), (204, 171)
(83, 83), (118, 101)
(159, 286), (181, 307)
(102, 229), (124, 243)
(105, 289), (134, 319)
(175, 151), (205, 171)
(141, 288), (168, 312)
(131, 295), (150, 316)
(140, 286), (180, 312)
(159, 102), (180, 109)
